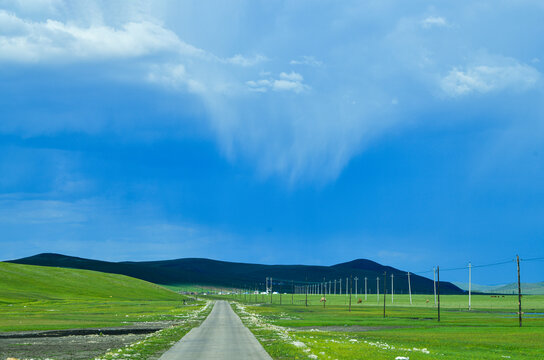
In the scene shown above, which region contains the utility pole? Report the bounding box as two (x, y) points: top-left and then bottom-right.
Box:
(323, 277), (326, 308)
(349, 274), (352, 312)
(437, 266), (440, 322)
(270, 277), (273, 304)
(468, 262), (472, 311)
(377, 276), (380, 303)
(383, 272), (387, 318)
(305, 276), (308, 307)
(365, 277), (367, 301)
(407, 272), (412, 305)
(391, 274), (394, 304)
(517, 255), (522, 327)
(433, 267), (437, 306)
(354, 277), (359, 298)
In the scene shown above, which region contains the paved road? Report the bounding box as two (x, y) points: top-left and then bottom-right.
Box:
(159, 300), (272, 360)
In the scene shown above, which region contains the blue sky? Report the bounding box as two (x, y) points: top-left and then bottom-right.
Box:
(1, 0), (543, 284)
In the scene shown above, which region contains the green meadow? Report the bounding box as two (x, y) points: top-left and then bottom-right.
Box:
(0, 262), (197, 332)
(229, 292), (544, 310)
(227, 293), (544, 360)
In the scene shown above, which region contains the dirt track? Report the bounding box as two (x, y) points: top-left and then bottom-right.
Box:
(0, 323), (171, 360)
(0, 333), (147, 360)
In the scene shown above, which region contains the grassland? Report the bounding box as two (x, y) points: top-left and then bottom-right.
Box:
(229, 292), (544, 309)
(0, 262), (197, 332)
(162, 284), (217, 293)
(226, 293), (544, 360)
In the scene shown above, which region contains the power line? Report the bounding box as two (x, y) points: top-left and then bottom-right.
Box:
(521, 256), (544, 262)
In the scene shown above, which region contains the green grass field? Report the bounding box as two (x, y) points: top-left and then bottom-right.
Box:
(227, 292), (544, 310)
(3, 260), (542, 359)
(162, 284), (221, 293)
(0, 262), (198, 332)
(225, 293), (544, 360)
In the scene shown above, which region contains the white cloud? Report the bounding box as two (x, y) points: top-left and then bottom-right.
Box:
(0, 10), (269, 65)
(441, 59), (540, 96)
(421, 16), (448, 28)
(246, 71), (310, 93)
(2, 1), (543, 185)
(146, 63), (207, 94)
(225, 54), (267, 66)
(279, 71), (303, 82)
(290, 55), (323, 67)
(0, 11), (203, 62)
(2, 0), (63, 16)
(0, 198), (89, 224)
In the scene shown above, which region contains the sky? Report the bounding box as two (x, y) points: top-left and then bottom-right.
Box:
(1, 0), (543, 284)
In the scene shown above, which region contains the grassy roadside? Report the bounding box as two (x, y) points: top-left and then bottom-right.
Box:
(0, 299), (203, 332)
(94, 300), (214, 360)
(0, 262), (196, 332)
(228, 294), (544, 360)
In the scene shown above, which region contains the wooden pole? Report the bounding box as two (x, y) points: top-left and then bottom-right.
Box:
(271, 278), (274, 304)
(433, 267), (437, 305)
(349, 274), (352, 312)
(323, 277), (326, 308)
(383, 271), (387, 318)
(517, 255), (522, 327)
(408, 272), (412, 305)
(468, 262), (472, 310)
(391, 274), (394, 304)
(437, 266), (441, 322)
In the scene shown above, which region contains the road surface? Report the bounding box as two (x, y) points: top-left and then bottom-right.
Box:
(159, 300), (272, 360)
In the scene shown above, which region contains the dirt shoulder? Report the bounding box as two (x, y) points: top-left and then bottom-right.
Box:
(0, 321), (176, 360)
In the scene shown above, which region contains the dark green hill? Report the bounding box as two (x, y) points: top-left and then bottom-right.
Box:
(10, 253), (463, 295)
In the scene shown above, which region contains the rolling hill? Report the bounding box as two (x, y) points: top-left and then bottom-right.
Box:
(0, 261), (182, 303)
(454, 281), (544, 295)
(10, 253), (463, 295)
